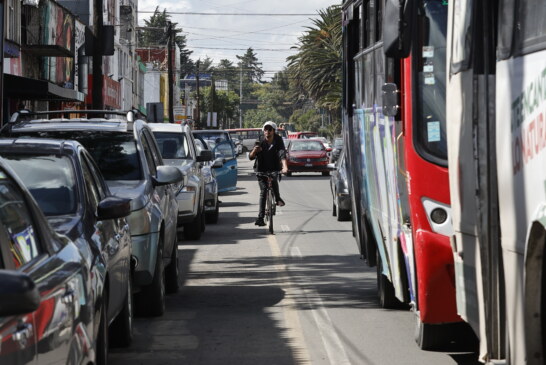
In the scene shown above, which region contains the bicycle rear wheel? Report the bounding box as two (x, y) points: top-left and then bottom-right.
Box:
(267, 189), (274, 234)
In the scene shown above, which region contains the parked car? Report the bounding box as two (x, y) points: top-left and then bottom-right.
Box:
(0, 157), (104, 364)
(0, 137), (135, 347)
(148, 123), (212, 239)
(285, 139), (330, 176)
(327, 149), (351, 221)
(193, 129), (238, 193)
(330, 137), (344, 163)
(193, 134), (222, 224)
(2, 110), (184, 317)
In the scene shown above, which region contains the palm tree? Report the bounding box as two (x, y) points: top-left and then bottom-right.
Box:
(287, 5), (342, 112)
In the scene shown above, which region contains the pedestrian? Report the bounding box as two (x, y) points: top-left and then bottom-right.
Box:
(249, 121), (288, 226)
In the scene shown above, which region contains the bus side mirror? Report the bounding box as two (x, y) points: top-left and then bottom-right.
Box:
(382, 83), (399, 117)
(383, 0), (416, 58)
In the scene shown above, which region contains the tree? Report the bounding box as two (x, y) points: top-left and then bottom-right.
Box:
(213, 59), (238, 92)
(236, 48), (264, 97)
(138, 7), (193, 77)
(287, 5), (342, 113)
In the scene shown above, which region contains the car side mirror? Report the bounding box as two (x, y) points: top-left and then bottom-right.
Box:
(197, 150), (213, 162)
(153, 165), (184, 186)
(382, 83), (399, 117)
(0, 270), (40, 316)
(97, 196), (132, 220)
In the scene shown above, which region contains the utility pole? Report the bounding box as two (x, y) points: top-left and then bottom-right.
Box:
(92, 0), (104, 109)
(195, 60), (200, 126)
(239, 63), (242, 128)
(167, 22), (174, 123)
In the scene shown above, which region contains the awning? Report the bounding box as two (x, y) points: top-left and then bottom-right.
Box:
(4, 74), (85, 101)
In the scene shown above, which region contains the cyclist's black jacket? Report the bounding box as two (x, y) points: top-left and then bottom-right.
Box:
(251, 134), (286, 172)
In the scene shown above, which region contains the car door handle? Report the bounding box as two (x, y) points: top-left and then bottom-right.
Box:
(13, 323), (33, 343)
(230, 166), (235, 169)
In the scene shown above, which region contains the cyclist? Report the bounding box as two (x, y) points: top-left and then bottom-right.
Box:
(249, 121), (288, 226)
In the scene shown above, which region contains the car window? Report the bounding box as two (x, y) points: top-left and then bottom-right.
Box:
(80, 157), (101, 211)
(143, 129), (163, 167)
(153, 131), (189, 159)
(0, 172), (41, 268)
(76, 133), (142, 181)
(3, 154), (78, 215)
(140, 132), (157, 175)
(214, 141), (235, 159)
(82, 152), (107, 200)
(290, 141), (323, 151)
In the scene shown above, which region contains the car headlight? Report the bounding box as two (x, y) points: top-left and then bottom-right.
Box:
(126, 207), (151, 235)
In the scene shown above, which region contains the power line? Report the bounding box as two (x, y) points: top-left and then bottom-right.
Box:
(187, 46), (298, 51)
(137, 11), (316, 16)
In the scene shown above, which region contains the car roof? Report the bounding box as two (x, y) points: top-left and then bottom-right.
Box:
(0, 137), (82, 155)
(147, 123), (186, 133)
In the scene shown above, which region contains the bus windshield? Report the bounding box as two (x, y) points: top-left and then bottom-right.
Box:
(414, 0), (448, 163)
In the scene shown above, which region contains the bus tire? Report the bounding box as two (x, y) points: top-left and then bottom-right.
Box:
(376, 250), (399, 309)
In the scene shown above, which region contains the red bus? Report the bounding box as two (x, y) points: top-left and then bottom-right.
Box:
(342, 0), (469, 349)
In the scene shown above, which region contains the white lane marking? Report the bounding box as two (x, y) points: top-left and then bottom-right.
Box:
(290, 247), (351, 365)
(281, 225), (290, 232)
(267, 235), (312, 364)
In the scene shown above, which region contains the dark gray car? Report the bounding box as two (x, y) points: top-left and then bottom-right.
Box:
(328, 149), (351, 221)
(2, 110), (184, 317)
(0, 157), (106, 364)
(0, 138), (134, 347)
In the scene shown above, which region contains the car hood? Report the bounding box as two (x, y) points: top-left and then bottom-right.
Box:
(46, 215), (80, 241)
(288, 150), (327, 158)
(106, 180), (149, 211)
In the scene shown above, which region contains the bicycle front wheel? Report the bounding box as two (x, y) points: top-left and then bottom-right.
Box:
(267, 189), (274, 234)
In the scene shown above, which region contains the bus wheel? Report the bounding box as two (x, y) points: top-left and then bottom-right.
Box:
(376, 250), (399, 309)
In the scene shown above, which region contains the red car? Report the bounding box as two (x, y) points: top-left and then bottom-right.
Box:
(286, 139), (330, 176)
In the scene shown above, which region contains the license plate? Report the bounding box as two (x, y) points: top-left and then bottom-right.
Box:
(305, 163), (312, 167)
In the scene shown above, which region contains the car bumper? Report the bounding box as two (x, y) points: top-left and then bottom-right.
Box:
(132, 232), (160, 286)
(287, 162), (329, 173)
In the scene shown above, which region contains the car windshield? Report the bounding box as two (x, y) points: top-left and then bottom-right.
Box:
(290, 141), (324, 151)
(194, 132), (229, 143)
(3, 154), (77, 215)
(153, 132), (189, 159)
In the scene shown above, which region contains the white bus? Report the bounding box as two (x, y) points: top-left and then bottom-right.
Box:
(447, 0), (546, 363)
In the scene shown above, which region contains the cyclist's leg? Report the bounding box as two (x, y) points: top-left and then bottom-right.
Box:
(271, 178), (284, 206)
(257, 176), (268, 218)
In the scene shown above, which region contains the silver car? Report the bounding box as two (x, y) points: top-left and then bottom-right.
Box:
(3, 110), (184, 317)
(148, 123), (213, 240)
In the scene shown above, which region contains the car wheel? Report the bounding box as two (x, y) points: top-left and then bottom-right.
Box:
(337, 205), (351, 221)
(135, 243), (165, 317)
(95, 293), (108, 365)
(200, 206), (206, 233)
(184, 211), (203, 240)
(286, 172), (292, 177)
(206, 200), (219, 224)
(109, 277), (133, 347)
(322, 171), (330, 176)
(165, 237), (179, 294)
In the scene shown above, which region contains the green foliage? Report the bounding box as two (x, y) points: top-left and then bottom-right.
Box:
(138, 7), (193, 78)
(242, 107), (283, 128)
(236, 48), (264, 97)
(287, 5), (342, 112)
(288, 109), (322, 132)
(197, 86), (240, 128)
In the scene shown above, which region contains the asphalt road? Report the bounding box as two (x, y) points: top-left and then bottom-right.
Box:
(109, 156), (480, 365)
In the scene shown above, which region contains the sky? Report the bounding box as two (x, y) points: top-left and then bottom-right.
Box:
(137, 0), (339, 81)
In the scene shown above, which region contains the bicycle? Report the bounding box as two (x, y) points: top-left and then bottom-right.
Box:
(256, 171), (281, 234)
